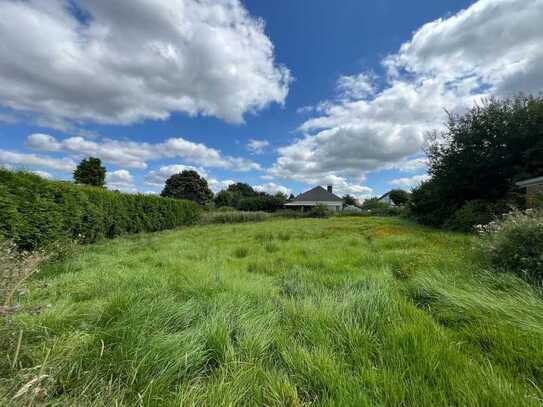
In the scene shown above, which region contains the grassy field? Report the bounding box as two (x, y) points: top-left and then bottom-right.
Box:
(2, 217), (543, 406)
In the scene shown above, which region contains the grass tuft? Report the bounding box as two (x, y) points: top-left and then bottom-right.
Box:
(233, 247), (249, 259)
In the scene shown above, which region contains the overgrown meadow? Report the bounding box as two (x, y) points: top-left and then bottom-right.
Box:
(2, 217), (543, 406)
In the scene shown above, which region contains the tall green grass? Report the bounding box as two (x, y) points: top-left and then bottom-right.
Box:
(2, 217), (543, 406)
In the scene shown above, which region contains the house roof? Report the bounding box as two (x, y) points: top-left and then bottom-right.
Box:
(378, 191), (391, 200)
(291, 186), (343, 202)
(516, 176), (543, 188)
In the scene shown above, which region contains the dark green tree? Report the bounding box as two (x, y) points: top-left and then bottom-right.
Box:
(274, 192), (288, 205)
(410, 95), (543, 227)
(342, 194), (357, 207)
(227, 183), (257, 198)
(388, 189), (411, 206)
(161, 170), (213, 205)
(73, 157), (106, 187)
(225, 183), (257, 208)
(214, 190), (234, 208)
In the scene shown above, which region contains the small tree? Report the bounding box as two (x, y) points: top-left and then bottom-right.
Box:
(342, 194), (357, 207)
(214, 190), (234, 208)
(73, 157), (106, 187)
(389, 189), (411, 206)
(161, 170), (213, 205)
(227, 183), (257, 198)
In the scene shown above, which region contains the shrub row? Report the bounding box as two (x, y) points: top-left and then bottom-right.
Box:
(0, 169), (200, 250)
(201, 211), (271, 225)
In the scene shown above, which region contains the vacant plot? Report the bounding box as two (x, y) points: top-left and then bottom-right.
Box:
(2, 217), (543, 406)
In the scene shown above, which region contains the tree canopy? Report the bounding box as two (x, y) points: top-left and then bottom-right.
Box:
(410, 95), (543, 228)
(388, 190), (410, 206)
(214, 183), (287, 212)
(73, 157), (106, 187)
(342, 194), (357, 207)
(161, 170), (213, 205)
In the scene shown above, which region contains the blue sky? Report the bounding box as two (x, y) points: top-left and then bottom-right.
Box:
(1, 0), (542, 198)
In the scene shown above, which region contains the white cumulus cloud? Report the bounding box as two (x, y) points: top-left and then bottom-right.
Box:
(389, 174), (430, 189)
(27, 134), (261, 171)
(106, 169), (137, 192)
(0, 149), (76, 172)
(0, 0), (290, 125)
(254, 182), (291, 196)
(32, 170), (53, 179)
(246, 139), (270, 155)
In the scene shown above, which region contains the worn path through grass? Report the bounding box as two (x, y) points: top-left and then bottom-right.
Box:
(2, 217), (543, 406)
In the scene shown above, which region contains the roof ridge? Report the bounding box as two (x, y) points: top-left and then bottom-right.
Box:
(292, 185), (343, 202)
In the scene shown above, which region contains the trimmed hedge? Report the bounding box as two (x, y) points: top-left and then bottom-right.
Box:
(0, 169), (200, 250)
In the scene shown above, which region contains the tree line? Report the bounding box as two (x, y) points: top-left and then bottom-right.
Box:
(71, 161), (290, 212)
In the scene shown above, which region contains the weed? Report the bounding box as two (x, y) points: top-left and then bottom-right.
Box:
(233, 247), (249, 259)
(277, 232), (291, 242)
(264, 242), (279, 253)
(254, 231), (274, 243)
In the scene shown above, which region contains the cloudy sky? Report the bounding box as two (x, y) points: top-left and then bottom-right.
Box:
(1, 0), (542, 197)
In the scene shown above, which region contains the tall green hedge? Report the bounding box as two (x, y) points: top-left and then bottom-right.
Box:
(0, 169), (200, 250)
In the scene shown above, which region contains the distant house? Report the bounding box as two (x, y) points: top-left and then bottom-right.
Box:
(377, 191), (395, 206)
(516, 176), (543, 206)
(285, 185), (343, 212)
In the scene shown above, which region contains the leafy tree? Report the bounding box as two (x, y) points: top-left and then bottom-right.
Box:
(389, 189), (411, 206)
(215, 184), (287, 212)
(227, 183), (257, 198)
(361, 197), (390, 211)
(161, 170), (213, 205)
(73, 157), (106, 187)
(410, 95), (543, 228)
(288, 193), (296, 201)
(214, 190), (234, 208)
(274, 192), (288, 205)
(224, 183), (257, 208)
(342, 194), (357, 207)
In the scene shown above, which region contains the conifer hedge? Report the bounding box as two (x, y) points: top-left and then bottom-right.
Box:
(0, 169), (200, 250)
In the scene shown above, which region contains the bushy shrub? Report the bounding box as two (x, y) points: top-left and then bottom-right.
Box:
(306, 204), (332, 218)
(478, 209), (543, 284)
(409, 181), (450, 226)
(445, 200), (495, 232)
(0, 169), (200, 250)
(201, 211), (270, 224)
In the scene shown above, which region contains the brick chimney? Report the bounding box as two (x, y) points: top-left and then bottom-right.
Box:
(327, 185), (333, 193)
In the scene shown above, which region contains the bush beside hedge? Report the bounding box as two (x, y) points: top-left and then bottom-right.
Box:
(0, 169), (200, 250)
(478, 209), (543, 285)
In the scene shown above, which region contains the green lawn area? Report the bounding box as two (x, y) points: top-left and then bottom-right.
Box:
(2, 217), (543, 406)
